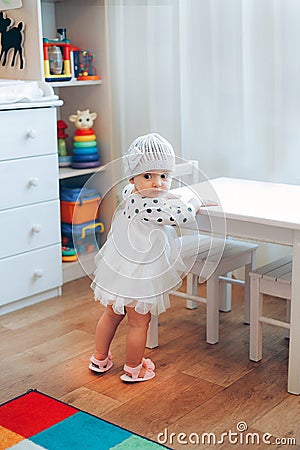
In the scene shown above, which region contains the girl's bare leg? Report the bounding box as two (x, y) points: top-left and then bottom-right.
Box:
(94, 305), (125, 360)
(125, 306), (151, 376)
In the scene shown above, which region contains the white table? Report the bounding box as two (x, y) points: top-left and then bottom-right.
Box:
(189, 177), (300, 395)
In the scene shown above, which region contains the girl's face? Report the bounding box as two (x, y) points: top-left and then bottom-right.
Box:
(131, 171), (172, 197)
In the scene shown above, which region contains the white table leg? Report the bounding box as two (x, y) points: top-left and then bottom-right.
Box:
(249, 276), (263, 361)
(288, 230), (300, 394)
(206, 276), (219, 344)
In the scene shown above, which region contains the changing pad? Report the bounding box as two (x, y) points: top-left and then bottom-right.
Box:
(0, 80), (59, 104)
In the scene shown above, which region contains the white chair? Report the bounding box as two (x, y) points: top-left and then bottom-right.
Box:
(146, 161), (258, 348)
(249, 255), (292, 362)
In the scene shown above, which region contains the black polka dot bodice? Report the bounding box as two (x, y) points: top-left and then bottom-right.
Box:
(122, 184), (196, 227)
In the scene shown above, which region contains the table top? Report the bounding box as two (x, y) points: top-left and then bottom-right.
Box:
(190, 177), (300, 231)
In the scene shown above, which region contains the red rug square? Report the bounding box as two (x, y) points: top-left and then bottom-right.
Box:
(0, 391), (78, 438)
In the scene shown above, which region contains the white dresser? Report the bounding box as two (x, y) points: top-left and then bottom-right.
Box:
(0, 101), (63, 314)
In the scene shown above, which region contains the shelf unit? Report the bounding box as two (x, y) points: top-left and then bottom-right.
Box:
(41, 0), (114, 283)
(0, 0), (114, 288)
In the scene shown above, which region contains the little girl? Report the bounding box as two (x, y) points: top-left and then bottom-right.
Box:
(89, 133), (202, 382)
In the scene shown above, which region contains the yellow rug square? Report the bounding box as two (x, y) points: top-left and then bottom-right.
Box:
(0, 425), (25, 450)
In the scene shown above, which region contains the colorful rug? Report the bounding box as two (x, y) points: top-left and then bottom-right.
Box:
(0, 390), (168, 450)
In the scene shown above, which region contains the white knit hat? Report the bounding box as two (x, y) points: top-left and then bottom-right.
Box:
(123, 133), (175, 179)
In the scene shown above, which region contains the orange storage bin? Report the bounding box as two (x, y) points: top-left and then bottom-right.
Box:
(60, 188), (101, 224)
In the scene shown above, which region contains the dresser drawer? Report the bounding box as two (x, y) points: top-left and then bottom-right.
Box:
(0, 245), (62, 306)
(0, 107), (57, 161)
(0, 200), (61, 259)
(0, 155), (59, 210)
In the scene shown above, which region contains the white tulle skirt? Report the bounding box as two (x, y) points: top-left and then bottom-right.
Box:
(91, 210), (189, 316)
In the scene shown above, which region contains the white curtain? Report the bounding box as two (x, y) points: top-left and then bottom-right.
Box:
(107, 0), (300, 184)
(106, 0), (181, 158)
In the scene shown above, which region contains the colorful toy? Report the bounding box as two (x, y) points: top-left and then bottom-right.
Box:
(70, 45), (81, 78)
(69, 109), (101, 169)
(43, 38), (72, 82)
(57, 120), (68, 156)
(62, 246), (77, 262)
(57, 120), (72, 167)
(77, 50), (100, 81)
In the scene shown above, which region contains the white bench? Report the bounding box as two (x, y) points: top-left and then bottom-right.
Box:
(249, 255), (292, 362)
(146, 238), (258, 348)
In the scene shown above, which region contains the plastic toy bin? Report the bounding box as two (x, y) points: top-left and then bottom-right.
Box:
(61, 221), (104, 254)
(60, 187), (101, 224)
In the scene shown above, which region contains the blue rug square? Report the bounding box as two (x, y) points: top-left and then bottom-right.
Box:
(31, 412), (132, 450)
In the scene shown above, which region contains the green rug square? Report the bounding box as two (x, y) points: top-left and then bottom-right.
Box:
(111, 434), (164, 449)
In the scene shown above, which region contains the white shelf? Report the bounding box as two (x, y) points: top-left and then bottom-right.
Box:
(59, 165), (105, 179)
(49, 79), (102, 88)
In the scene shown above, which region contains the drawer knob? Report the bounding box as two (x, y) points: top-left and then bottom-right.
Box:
(27, 129), (37, 139)
(32, 224), (41, 233)
(29, 177), (39, 187)
(34, 269), (44, 278)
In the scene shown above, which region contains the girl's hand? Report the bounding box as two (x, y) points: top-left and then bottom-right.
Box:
(188, 197), (218, 212)
(188, 197), (203, 213)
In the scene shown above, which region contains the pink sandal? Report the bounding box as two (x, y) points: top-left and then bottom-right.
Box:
(120, 358), (155, 382)
(89, 352), (113, 373)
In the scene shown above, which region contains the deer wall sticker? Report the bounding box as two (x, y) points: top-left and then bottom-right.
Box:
(0, 11), (25, 70)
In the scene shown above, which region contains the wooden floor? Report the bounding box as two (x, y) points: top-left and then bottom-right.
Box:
(1, 277), (300, 449)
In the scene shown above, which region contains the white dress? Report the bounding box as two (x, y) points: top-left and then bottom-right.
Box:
(91, 184), (199, 315)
